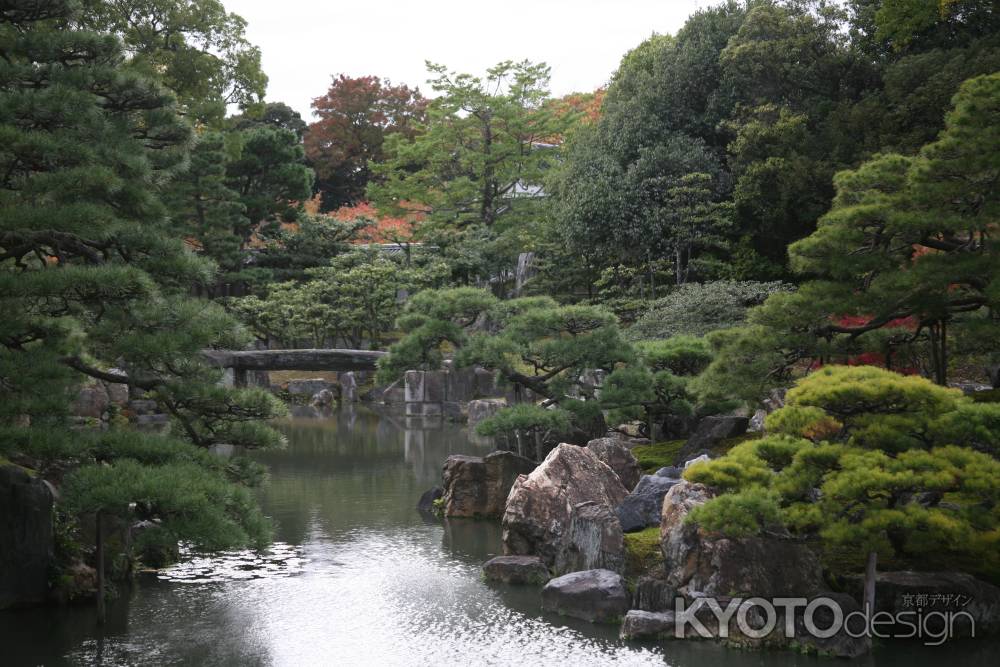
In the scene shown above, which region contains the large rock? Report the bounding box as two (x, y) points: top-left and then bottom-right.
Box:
(586, 437), (641, 491)
(620, 610), (676, 640)
(502, 443), (628, 574)
(791, 591), (870, 658)
(0, 463), (53, 609)
(482, 555), (550, 585)
(561, 501), (624, 574)
(616, 474), (680, 533)
(660, 481), (823, 598)
(441, 451), (535, 518)
(674, 416), (748, 464)
(541, 569), (629, 623)
(847, 571), (1000, 636)
(467, 398), (506, 429)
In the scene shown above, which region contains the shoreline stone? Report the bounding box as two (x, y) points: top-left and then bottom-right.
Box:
(541, 569), (629, 623)
(482, 555), (550, 585)
(441, 450), (535, 518)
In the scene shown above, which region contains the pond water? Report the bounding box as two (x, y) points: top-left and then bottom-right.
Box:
(1, 407), (996, 666)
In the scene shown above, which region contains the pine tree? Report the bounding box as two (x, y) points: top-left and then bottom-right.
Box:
(685, 366), (1000, 606)
(0, 0), (285, 619)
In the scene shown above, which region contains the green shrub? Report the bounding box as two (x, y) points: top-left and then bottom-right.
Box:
(626, 281), (792, 341)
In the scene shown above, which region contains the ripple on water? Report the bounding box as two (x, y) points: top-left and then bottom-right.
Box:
(155, 542), (308, 583)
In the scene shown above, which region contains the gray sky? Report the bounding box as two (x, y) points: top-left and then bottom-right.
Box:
(225, 0), (710, 120)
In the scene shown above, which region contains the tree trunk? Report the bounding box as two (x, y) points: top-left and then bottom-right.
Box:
(861, 549), (878, 651)
(647, 249), (656, 300)
(96, 510), (106, 625)
(863, 549), (877, 615)
(939, 319), (948, 386)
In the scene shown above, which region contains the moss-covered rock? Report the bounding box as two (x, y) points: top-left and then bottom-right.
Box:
(623, 526), (663, 577)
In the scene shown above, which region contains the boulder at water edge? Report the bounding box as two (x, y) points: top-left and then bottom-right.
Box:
(541, 569), (629, 623)
(620, 610), (676, 640)
(502, 444), (628, 574)
(586, 437), (641, 491)
(441, 450), (535, 518)
(561, 500), (625, 574)
(482, 555), (551, 585)
(659, 480), (824, 599)
(0, 463), (53, 609)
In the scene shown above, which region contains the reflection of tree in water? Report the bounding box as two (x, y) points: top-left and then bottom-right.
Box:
(251, 407), (494, 544)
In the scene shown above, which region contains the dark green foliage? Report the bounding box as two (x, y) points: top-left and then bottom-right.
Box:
(230, 247), (449, 348)
(626, 280), (791, 341)
(164, 132), (247, 275)
(62, 459), (270, 551)
(1, 1), (282, 556)
(685, 366), (1000, 580)
(601, 335), (722, 432)
(224, 125), (314, 236)
(78, 0), (268, 126)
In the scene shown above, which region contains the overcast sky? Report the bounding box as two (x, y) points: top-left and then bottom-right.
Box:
(225, 0), (712, 120)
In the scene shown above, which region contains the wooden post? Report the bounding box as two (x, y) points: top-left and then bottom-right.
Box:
(96, 510), (106, 625)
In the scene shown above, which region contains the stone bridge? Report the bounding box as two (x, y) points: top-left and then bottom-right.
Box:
(204, 349), (386, 387)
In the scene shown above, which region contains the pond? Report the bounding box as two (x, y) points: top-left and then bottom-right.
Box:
(1, 407), (995, 665)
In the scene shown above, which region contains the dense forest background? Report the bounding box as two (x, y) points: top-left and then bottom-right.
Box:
(2, 0), (1000, 612)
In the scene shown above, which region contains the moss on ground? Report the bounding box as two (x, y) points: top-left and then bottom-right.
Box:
(631, 440), (684, 473)
(623, 526), (664, 576)
(631, 433), (762, 473)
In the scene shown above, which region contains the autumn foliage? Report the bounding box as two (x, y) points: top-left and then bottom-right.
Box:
(305, 75), (427, 210)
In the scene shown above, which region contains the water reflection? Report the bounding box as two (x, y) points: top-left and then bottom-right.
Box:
(2, 406), (997, 666)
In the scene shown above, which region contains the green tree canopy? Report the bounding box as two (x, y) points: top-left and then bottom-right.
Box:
(0, 0), (283, 567)
(685, 366), (1000, 582)
(77, 0), (267, 126)
(369, 60), (570, 287)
